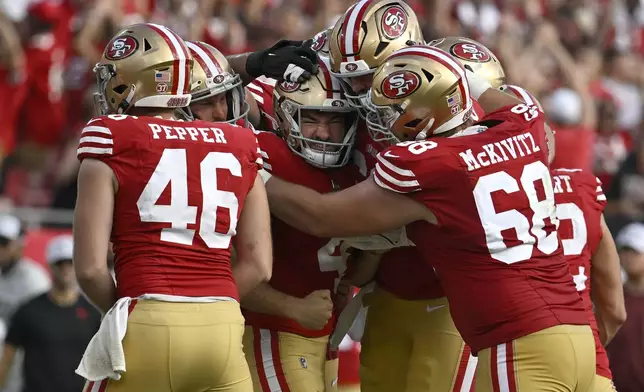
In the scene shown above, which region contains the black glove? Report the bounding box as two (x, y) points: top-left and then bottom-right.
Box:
(246, 40), (319, 83)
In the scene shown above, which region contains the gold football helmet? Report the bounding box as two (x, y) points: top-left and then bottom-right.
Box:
(329, 0), (423, 111)
(274, 57), (358, 168)
(94, 23), (193, 115)
(428, 36), (505, 88)
(366, 45), (473, 142)
(180, 41), (248, 124)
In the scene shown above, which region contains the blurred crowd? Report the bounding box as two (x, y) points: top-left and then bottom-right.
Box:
(0, 0), (643, 232)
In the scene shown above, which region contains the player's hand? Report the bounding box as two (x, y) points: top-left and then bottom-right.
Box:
(291, 289), (334, 330)
(246, 40), (319, 83)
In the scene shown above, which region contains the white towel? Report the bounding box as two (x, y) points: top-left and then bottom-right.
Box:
(329, 282), (375, 349)
(76, 297), (132, 381)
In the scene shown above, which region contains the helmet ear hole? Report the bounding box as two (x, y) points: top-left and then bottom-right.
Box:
(143, 38), (153, 52)
(405, 119), (421, 128)
(421, 69), (434, 83)
(113, 84), (128, 94)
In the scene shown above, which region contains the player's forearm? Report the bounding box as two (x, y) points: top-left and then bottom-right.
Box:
(0, 344), (16, 388)
(240, 282), (299, 318)
(591, 218), (627, 345)
(226, 53), (254, 85)
(233, 260), (271, 298)
(77, 269), (117, 313)
(265, 177), (340, 237)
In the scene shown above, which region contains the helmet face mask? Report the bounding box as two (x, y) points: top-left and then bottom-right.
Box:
(94, 23), (193, 116)
(328, 0), (424, 117)
(274, 58), (359, 169)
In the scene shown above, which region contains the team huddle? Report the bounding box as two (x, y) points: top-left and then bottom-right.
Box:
(70, 1), (627, 392)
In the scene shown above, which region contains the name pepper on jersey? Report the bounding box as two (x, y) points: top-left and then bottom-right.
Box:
(372, 104), (588, 352)
(77, 114), (263, 301)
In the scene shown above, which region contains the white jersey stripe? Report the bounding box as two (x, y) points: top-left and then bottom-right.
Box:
(152, 24), (187, 95)
(247, 83), (264, 93)
(82, 126), (112, 136)
(259, 329), (283, 392)
(373, 173), (408, 193)
(79, 136), (114, 145)
(77, 147), (113, 155)
(375, 163), (420, 188)
(376, 154), (416, 177)
(250, 91), (264, 104)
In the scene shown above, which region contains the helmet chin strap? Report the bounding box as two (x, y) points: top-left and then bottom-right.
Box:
(416, 117), (435, 140)
(117, 85), (137, 114)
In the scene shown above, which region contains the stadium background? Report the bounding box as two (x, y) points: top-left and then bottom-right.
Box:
(0, 0), (642, 390)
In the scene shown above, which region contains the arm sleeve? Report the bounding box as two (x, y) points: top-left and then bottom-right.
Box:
(372, 145), (425, 194)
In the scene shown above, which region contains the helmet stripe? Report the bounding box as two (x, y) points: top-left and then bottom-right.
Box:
(187, 41), (223, 81)
(318, 59), (334, 99)
(342, 0), (371, 62)
(388, 46), (471, 110)
(148, 23), (189, 95)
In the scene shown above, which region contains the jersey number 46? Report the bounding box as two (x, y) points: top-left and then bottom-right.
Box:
(137, 148), (241, 249)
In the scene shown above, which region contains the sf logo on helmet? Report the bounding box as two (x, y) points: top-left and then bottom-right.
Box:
(381, 71), (420, 99)
(279, 81), (300, 93)
(450, 43), (491, 62)
(381, 6), (408, 39)
(311, 31), (328, 52)
(105, 36), (139, 60)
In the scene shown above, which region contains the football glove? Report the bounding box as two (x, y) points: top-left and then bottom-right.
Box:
(246, 40), (319, 83)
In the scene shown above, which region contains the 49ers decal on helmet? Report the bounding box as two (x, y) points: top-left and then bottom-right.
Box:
(381, 70), (420, 99)
(311, 31), (328, 52)
(105, 36), (139, 60)
(450, 42), (491, 62)
(279, 81), (301, 93)
(381, 6), (408, 39)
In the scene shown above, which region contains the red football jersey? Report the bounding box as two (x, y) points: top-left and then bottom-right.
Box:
(373, 104), (589, 352)
(552, 168), (611, 379)
(353, 124), (444, 300)
(243, 131), (357, 337)
(246, 76), (278, 132)
(76, 115), (262, 300)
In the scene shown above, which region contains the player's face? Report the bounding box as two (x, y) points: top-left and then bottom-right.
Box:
(190, 93), (228, 122)
(51, 259), (76, 288)
(299, 110), (347, 151)
(347, 74), (374, 96)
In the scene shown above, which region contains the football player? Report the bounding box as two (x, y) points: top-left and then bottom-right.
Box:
(179, 41), (250, 126)
(328, 3), (478, 391)
(241, 58), (359, 392)
(73, 24), (271, 392)
(506, 84), (626, 392)
(261, 45), (597, 391)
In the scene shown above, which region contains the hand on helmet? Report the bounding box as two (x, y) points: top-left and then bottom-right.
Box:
(246, 40), (319, 83)
(464, 66), (492, 100)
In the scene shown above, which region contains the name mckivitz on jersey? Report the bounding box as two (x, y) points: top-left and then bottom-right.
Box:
(459, 131), (540, 172)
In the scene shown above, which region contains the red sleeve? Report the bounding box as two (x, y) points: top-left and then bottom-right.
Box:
(255, 130), (294, 177)
(576, 170), (608, 213)
(247, 77), (278, 131)
(373, 140), (445, 194)
(479, 104), (545, 130)
(76, 116), (126, 181)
